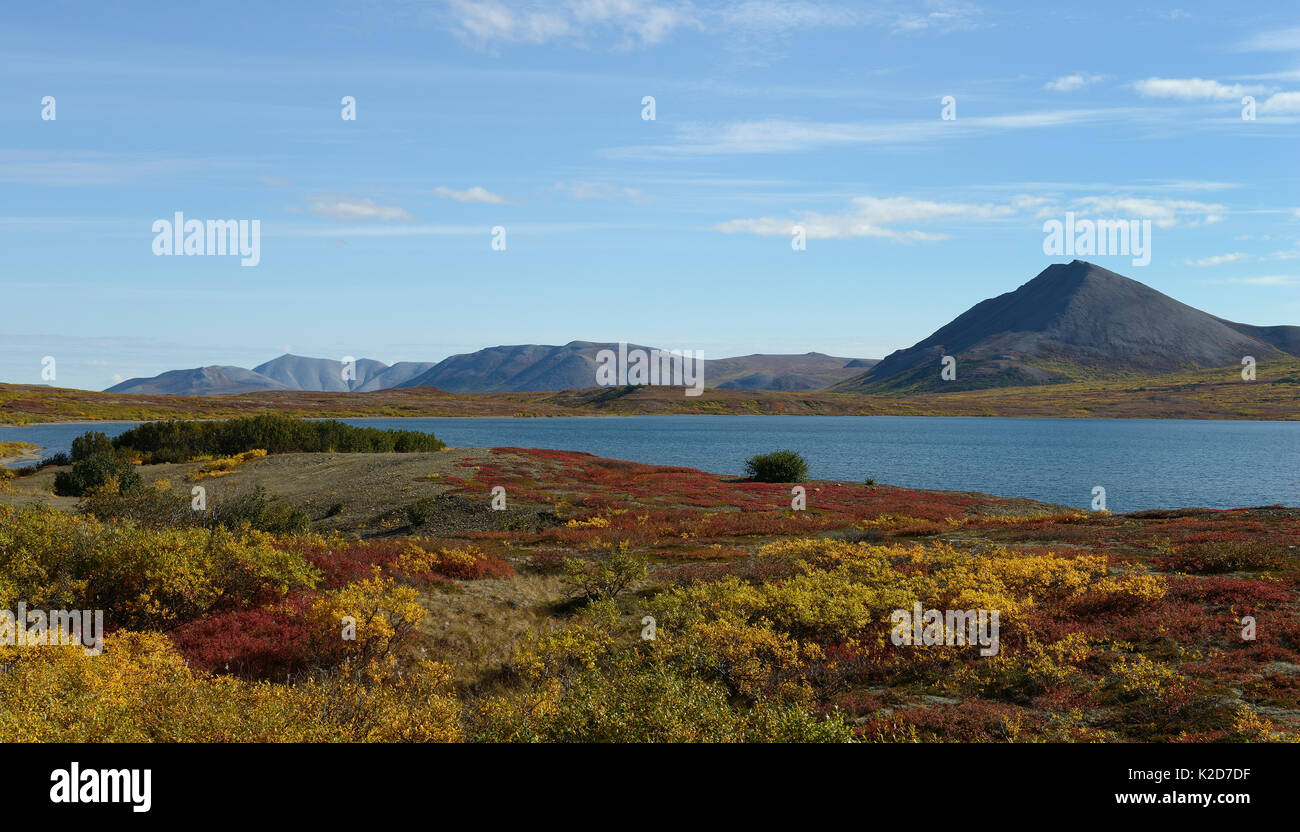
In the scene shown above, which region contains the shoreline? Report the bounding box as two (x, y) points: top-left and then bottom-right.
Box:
(3, 412), (1300, 428)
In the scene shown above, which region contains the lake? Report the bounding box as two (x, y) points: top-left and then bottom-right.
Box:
(3, 416), (1297, 512)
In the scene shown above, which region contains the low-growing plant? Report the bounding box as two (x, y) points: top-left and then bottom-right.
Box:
(562, 541), (647, 601)
(407, 496), (439, 527)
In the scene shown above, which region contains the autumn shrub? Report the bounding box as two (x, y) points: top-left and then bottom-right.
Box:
(744, 449), (809, 483)
(170, 601), (315, 678)
(1156, 540), (1287, 574)
(0, 504), (318, 630)
(0, 631), (461, 742)
(80, 481), (309, 535)
(190, 448), (267, 480)
(79, 479), (196, 527)
(562, 541), (647, 601)
(473, 663), (853, 743)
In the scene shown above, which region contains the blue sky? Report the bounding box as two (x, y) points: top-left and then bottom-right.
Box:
(2, 0), (1298, 391)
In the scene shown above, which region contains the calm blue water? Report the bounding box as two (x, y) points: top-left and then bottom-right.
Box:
(3, 416), (1297, 512)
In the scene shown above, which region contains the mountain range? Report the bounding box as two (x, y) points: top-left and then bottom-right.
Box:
(106, 345), (873, 396)
(105, 261), (1299, 397)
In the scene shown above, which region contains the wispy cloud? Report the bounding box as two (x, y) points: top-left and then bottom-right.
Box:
(1218, 275), (1300, 286)
(1131, 77), (1268, 101)
(434, 185), (511, 203)
(609, 109), (1129, 157)
(1184, 252), (1247, 266)
(276, 222), (627, 237)
(555, 181), (645, 201)
(445, 0), (700, 47)
(443, 0), (980, 48)
(1260, 92), (1300, 114)
(0, 150), (222, 186)
(1071, 196), (1224, 227)
(304, 197), (412, 222)
(714, 195), (1015, 241)
(715, 190), (1231, 243)
(1045, 73), (1104, 92)
(1237, 26), (1300, 52)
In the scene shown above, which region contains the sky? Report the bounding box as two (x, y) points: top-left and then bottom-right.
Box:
(2, 0), (1298, 391)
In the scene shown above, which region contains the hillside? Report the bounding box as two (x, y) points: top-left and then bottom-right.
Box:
(835, 260), (1299, 393)
(6, 357), (1299, 424)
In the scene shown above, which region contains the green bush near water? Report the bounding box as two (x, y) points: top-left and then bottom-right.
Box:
(743, 450), (809, 483)
(108, 414), (445, 463)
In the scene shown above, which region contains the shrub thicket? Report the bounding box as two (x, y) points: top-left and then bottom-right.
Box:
(53, 453), (142, 497)
(109, 414), (445, 464)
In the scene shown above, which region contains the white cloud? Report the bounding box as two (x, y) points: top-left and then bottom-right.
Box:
(277, 222), (616, 237)
(1045, 73), (1104, 92)
(304, 197), (412, 222)
(434, 185), (510, 203)
(444, 0), (978, 48)
(1262, 249), (1300, 261)
(1183, 252), (1247, 267)
(714, 190), (1234, 244)
(1259, 92), (1300, 114)
(446, 0), (699, 47)
(714, 195), (1014, 241)
(610, 109), (1126, 156)
(1131, 77), (1267, 101)
(1071, 196), (1224, 228)
(555, 181), (645, 201)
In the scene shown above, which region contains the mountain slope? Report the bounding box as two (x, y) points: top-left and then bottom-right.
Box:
(106, 366), (291, 395)
(355, 361), (438, 392)
(399, 343), (873, 393)
(834, 260), (1292, 393)
(252, 354), (389, 393)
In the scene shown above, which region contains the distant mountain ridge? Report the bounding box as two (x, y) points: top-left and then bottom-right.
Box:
(105, 261), (1295, 398)
(833, 260), (1300, 393)
(106, 346), (873, 396)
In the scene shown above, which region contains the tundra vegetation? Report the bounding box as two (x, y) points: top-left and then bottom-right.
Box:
(3, 357), (1300, 425)
(0, 430), (1297, 742)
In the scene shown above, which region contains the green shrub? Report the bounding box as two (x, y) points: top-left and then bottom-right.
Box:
(209, 487), (311, 535)
(53, 453), (143, 497)
(70, 431), (115, 462)
(81, 482), (309, 534)
(744, 450), (809, 483)
(407, 497), (439, 527)
(79, 481), (195, 527)
(562, 542), (647, 601)
(107, 414), (445, 464)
